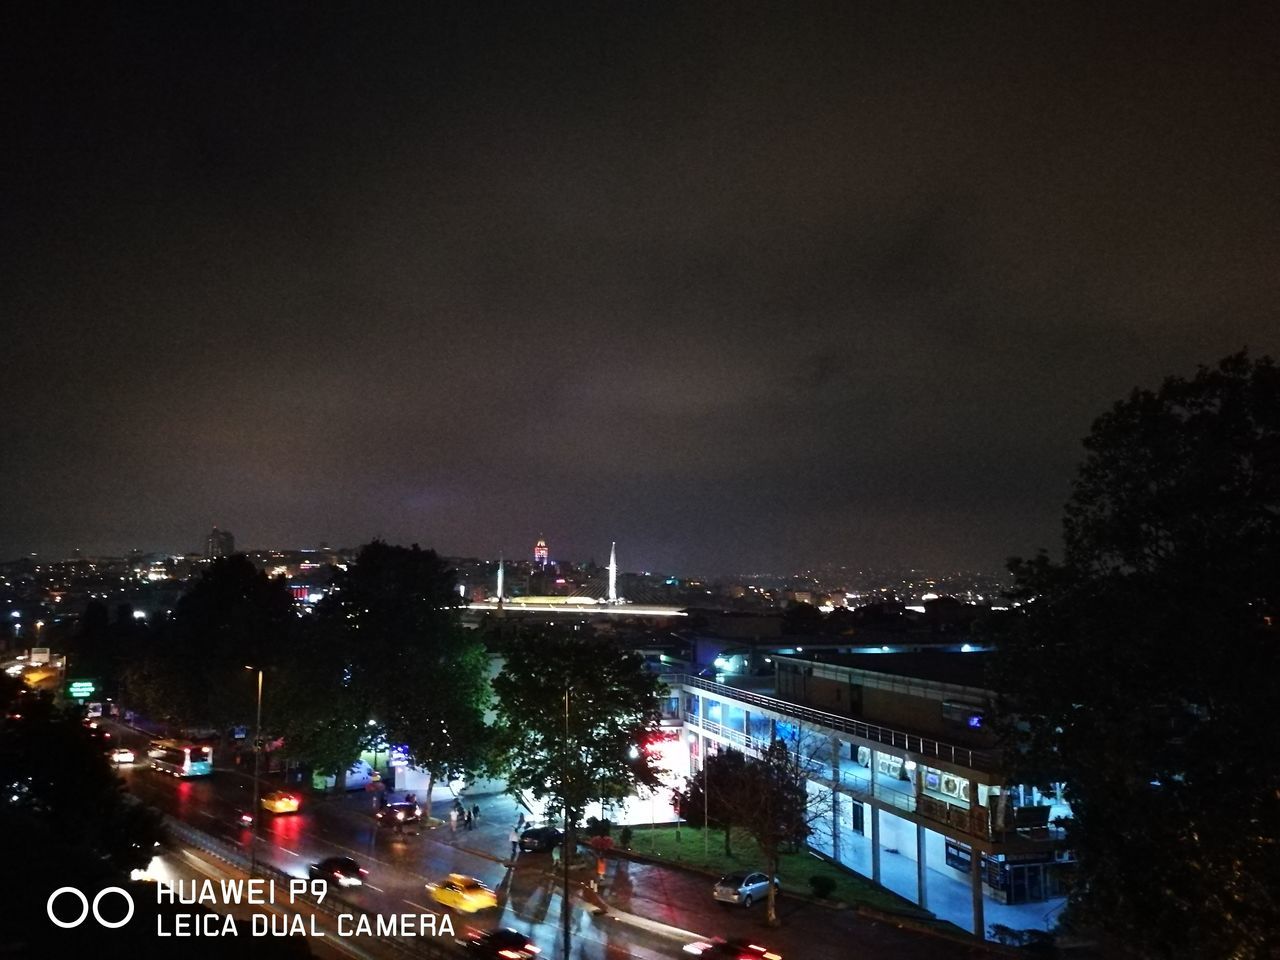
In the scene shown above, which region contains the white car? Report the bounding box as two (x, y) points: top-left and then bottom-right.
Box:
(110, 747), (136, 764)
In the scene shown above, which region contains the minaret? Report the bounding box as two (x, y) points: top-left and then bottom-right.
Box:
(496, 554), (505, 602)
(608, 541), (618, 603)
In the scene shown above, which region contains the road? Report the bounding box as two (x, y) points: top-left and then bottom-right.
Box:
(108, 722), (991, 960)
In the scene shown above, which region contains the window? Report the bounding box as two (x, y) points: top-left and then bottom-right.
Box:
(945, 840), (971, 871)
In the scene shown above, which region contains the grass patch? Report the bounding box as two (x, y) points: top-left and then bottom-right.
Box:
(624, 825), (934, 919)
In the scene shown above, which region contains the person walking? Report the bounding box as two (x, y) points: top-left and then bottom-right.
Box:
(472, 802), (480, 823)
(516, 812), (526, 831)
(449, 808), (458, 833)
(464, 810), (474, 831)
(509, 828), (520, 859)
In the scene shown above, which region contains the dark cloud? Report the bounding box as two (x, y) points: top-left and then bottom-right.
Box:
(1, 2), (1277, 574)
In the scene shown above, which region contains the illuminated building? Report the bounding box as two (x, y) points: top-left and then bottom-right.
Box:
(533, 536), (548, 566)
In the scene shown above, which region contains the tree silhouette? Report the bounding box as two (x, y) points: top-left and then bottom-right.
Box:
(994, 352), (1280, 958)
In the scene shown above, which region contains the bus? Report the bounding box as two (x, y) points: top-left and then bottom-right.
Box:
(149, 742), (214, 778)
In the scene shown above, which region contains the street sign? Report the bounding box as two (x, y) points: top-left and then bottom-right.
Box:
(67, 679), (97, 700)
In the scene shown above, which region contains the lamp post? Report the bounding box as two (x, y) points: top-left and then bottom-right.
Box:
(704, 740), (709, 859)
(245, 665), (263, 876)
(561, 685), (572, 956)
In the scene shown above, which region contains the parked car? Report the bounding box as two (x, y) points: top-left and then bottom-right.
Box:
(261, 790), (301, 814)
(712, 872), (780, 907)
(427, 874), (498, 913)
(684, 939), (782, 960)
(519, 826), (564, 852)
(309, 856), (368, 887)
(461, 927), (541, 959)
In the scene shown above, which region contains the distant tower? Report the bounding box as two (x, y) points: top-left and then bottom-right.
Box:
(205, 527), (235, 558)
(534, 536), (549, 567)
(608, 541), (618, 603)
(496, 555), (505, 601)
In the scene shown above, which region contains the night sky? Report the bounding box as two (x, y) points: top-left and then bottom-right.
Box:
(2, 3), (1277, 575)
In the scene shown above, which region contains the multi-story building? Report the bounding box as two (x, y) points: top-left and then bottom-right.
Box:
(666, 651), (1072, 939)
(205, 527), (235, 558)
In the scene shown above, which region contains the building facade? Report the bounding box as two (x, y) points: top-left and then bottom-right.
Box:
(666, 654), (1072, 939)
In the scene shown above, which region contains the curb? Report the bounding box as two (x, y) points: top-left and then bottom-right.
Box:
(582, 884), (705, 942)
(608, 845), (849, 911)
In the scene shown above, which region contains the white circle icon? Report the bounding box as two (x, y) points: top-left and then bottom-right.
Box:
(46, 886), (135, 929)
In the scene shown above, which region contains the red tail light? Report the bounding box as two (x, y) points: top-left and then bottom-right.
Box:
(358, 868), (369, 875)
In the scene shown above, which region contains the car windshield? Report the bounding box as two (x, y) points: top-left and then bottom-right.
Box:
(721, 874), (747, 884)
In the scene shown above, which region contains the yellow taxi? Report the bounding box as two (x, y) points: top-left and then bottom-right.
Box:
(261, 790), (301, 814)
(426, 874), (498, 913)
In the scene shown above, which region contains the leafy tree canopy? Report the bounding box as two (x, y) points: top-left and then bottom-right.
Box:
(306, 542), (492, 786)
(493, 630), (664, 821)
(124, 555), (294, 733)
(994, 352), (1280, 959)
(676, 746), (751, 855)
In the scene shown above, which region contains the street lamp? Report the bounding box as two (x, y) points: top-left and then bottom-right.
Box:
(245, 665), (264, 875)
(561, 685), (572, 956)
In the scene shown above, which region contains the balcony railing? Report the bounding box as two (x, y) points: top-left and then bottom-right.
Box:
(676, 673), (1000, 771)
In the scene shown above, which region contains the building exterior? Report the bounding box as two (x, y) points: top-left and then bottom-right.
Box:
(666, 652), (1072, 939)
(533, 537), (549, 566)
(205, 527), (235, 558)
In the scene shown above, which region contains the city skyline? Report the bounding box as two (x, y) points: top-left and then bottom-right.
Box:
(3, 4), (1276, 575)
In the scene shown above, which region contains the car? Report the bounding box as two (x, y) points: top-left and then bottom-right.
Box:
(460, 927), (541, 959)
(110, 747), (136, 764)
(261, 790), (301, 814)
(711, 872), (780, 908)
(375, 802), (422, 831)
(234, 808), (255, 828)
(427, 874), (498, 913)
(684, 940), (782, 960)
(518, 826), (564, 852)
(309, 856), (367, 887)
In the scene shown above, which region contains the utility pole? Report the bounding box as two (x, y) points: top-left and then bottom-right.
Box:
(247, 666), (263, 876)
(562, 685), (572, 957)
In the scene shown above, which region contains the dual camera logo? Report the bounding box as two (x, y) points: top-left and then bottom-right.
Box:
(46, 886), (135, 929)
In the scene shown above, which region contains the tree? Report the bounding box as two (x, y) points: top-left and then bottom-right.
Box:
(994, 352), (1280, 959)
(310, 542), (492, 795)
(676, 747), (751, 856)
(493, 630), (665, 831)
(0, 674), (164, 936)
(124, 555), (295, 737)
(268, 612), (368, 779)
(693, 741), (817, 926)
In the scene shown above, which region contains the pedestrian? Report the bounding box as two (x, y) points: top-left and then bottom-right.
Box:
(551, 843), (561, 871)
(472, 803), (480, 822)
(509, 828), (520, 859)
(464, 810), (474, 831)
(449, 808), (458, 833)
(516, 812), (526, 831)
